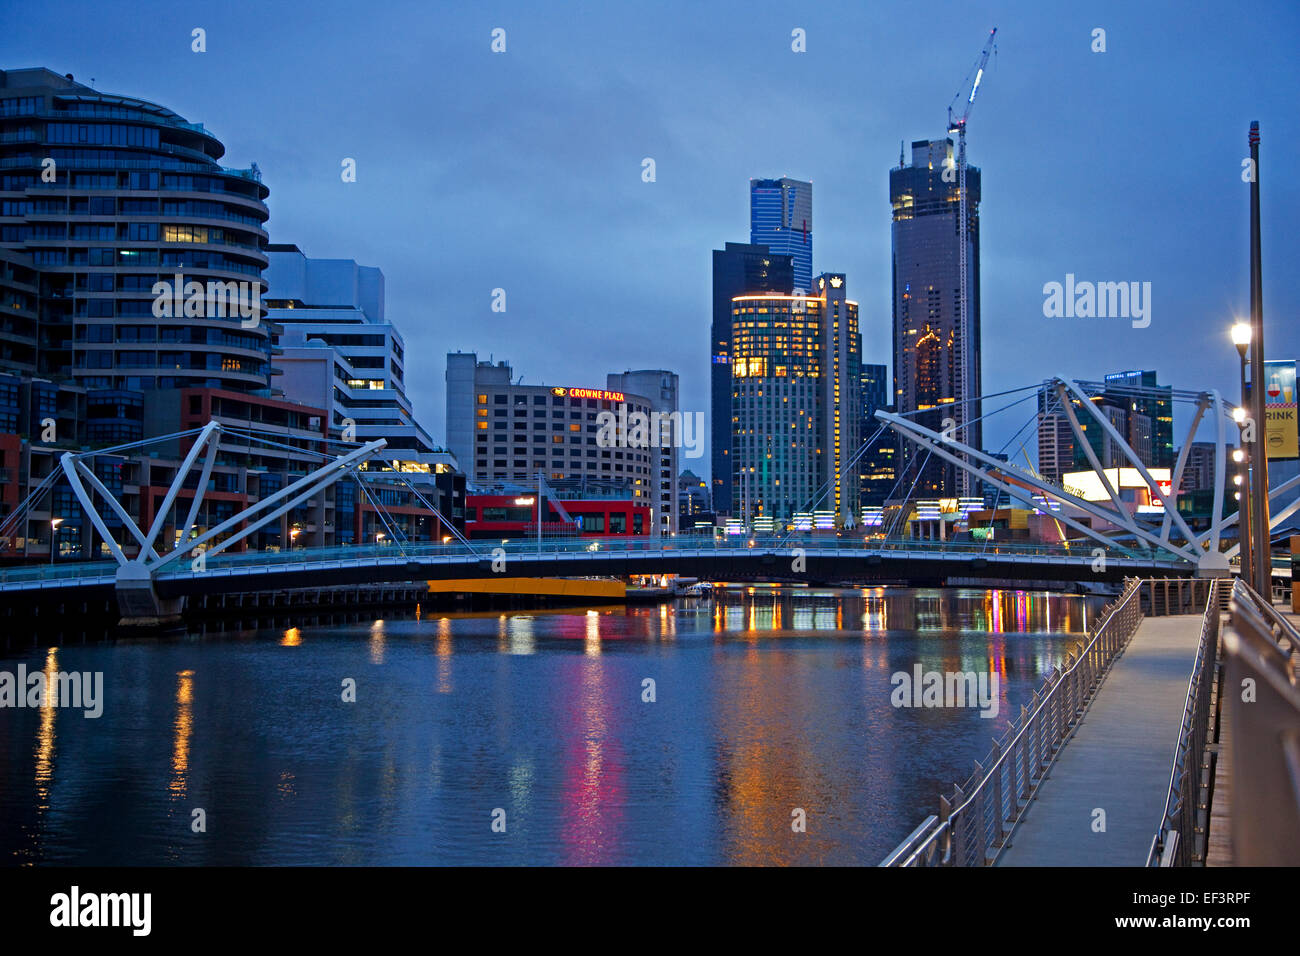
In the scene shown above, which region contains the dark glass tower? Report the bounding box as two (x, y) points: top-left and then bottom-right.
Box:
(750, 177), (812, 292)
(890, 139), (981, 497)
(711, 241), (793, 515)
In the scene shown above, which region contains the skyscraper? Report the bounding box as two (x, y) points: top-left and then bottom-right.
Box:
(729, 273), (861, 525)
(750, 177), (812, 292)
(861, 363), (889, 424)
(890, 139), (981, 496)
(710, 241), (793, 516)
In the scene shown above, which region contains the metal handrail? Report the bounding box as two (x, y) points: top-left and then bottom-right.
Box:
(0, 534), (1194, 588)
(1146, 577), (1221, 866)
(1221, 579), (1300, 864)
(1231, 578), (1300, 661)
(884, 576), (1149, 866)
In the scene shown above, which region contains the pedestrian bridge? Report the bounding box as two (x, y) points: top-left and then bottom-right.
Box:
(0, 535), (1195, 607)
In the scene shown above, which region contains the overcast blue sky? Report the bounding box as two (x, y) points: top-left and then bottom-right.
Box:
(6, 0), (1299, 469)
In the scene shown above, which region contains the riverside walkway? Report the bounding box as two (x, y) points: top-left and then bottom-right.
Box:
(995, 614), (1204, 866)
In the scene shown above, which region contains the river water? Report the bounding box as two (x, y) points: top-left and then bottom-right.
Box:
(0, 586), (1102, 866)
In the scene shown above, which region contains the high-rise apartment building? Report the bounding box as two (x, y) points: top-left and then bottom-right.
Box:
(729, 273), (861, 525)
(0, 68), (273, 443)
(750, 177), (812, 292)
(710, 241), (793, 516)
(890, 138), (981, 496)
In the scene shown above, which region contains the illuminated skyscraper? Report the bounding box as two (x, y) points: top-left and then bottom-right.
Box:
(729, 273), (860, 525)
(750, 177), (812, 293)
(890, 139), (982, 496)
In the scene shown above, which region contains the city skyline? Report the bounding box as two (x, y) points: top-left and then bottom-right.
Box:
(5, 0), (1299, 478)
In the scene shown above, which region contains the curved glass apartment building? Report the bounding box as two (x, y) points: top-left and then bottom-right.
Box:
(0, 68), (272, 426)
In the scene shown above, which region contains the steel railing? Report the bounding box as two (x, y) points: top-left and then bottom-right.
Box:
(0, 534), (1194, 589)
(881, 576), (1150, 866)
(1220, 579), (1300, 864)
(1146, 577), (1221, 866)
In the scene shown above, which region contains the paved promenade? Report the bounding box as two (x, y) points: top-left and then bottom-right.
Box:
(996, 615), (1202, 866)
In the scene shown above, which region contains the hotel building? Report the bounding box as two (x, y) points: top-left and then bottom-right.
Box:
(445, 353), (680, 534)
(729, 272), (862, 526)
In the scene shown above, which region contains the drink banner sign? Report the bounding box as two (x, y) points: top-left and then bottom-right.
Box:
(1264, 359), (1298, 460)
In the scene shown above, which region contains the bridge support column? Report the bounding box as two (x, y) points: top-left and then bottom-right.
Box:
(114, 564), (185, 628)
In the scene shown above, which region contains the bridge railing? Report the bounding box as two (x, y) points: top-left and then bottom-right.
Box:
(1220, 578), (1300, 864)
(0, 533), (1194, 589)
(881, 576), (1148, 867)
(1146, 577), (1222, 866)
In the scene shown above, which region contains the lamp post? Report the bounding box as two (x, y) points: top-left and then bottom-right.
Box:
(49, 517), (63, 566)
(1247, 121), (1271, 597)
(1231, 322), (1253, 582)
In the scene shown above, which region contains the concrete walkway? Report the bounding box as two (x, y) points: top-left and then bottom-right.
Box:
(996, 615), (1202, 866)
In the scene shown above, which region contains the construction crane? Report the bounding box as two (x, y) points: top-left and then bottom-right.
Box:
(947, 27), (996, 494)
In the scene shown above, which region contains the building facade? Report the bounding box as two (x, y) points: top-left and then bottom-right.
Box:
(890, 138), (981, 497)
(263, 244), (454, 475)
(729, 272), (861, 525)
(0, 68), (273, 439)
(710, 241), (793, 517)
(446, 353), (679, 534)
(750, 177), (812, 292)
(606, 369), (680, 535)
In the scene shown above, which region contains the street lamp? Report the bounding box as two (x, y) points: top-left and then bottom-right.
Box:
(290, 528), (300, 548)
(49, 518), (62, 566)
(1230, 321), (1254, 582)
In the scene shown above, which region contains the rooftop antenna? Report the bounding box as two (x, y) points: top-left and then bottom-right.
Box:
(899, 140), (904, 168)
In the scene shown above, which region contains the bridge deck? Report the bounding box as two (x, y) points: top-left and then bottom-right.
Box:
(996, 614), (1203, 867)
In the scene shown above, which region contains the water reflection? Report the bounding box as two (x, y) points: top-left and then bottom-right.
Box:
(0, 586), (1103, 866)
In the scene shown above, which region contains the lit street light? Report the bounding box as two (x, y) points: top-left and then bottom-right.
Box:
(49, 517), (62, 566)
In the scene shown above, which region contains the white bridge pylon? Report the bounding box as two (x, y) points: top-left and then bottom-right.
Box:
(60, 421), (388, 580)
(877, 376), (1234, 573)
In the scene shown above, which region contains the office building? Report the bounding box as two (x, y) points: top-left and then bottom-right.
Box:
(750, 177), (812, 292)
(1089, 370), (1174, 469)
(729, 272), (861, 525)
(862, 362), (889, 424)
(890, 138), (982, 496)
(263, 244), (455, 475)
(678, 468), (710, 523)
(859, 412), (898, 509)
(1037, 383), (1076, 485)
(711, 241), (793, 516)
